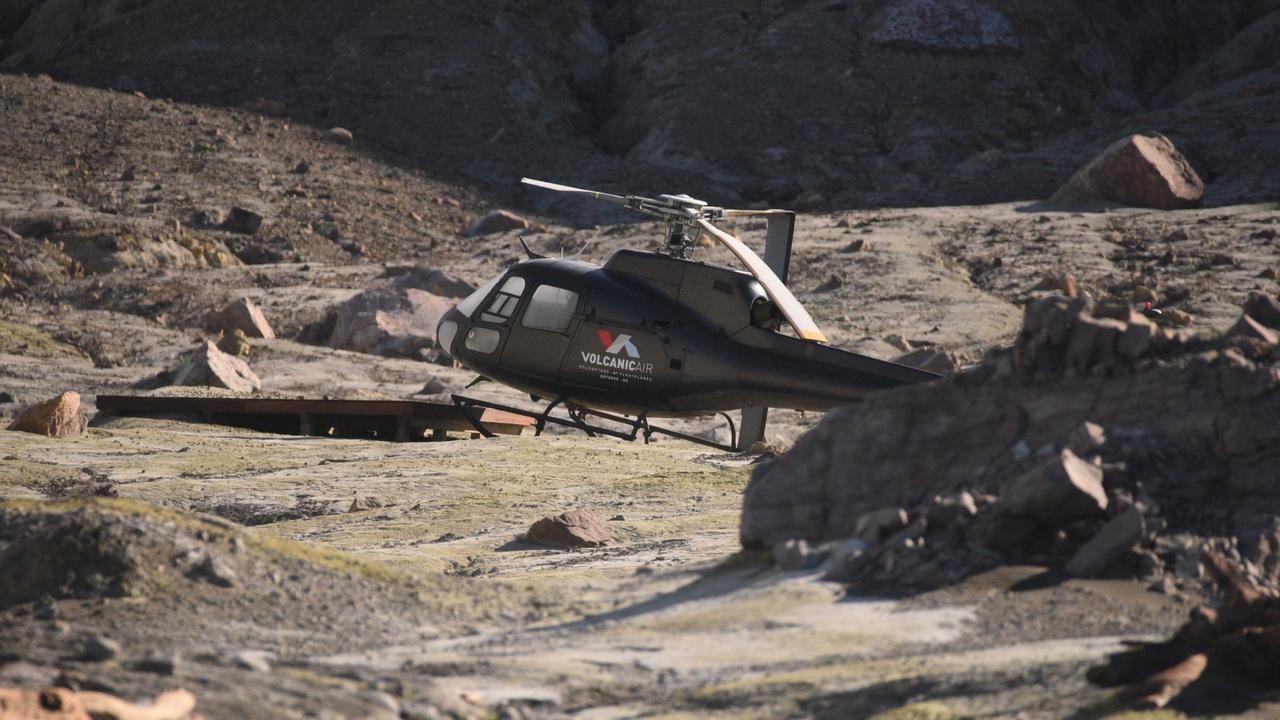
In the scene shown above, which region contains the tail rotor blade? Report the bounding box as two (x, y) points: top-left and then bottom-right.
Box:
(521, 177), (627, 205)
(695, 218), (828, 343)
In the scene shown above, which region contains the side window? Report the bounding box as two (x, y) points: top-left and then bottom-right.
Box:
(522, 285), (579, 332)
(479, 276), (525, 324)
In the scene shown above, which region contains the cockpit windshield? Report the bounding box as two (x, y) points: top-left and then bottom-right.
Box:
(455, 273), (504, 319)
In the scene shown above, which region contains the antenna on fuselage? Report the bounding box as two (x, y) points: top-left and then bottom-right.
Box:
(518, 235), (547, 260)
(575, 227), (604, 260)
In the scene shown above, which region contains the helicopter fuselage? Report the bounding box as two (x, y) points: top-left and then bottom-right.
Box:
(435, 249), (937, 418)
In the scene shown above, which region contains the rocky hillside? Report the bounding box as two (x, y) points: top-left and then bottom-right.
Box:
(2, 0), (1278, 215)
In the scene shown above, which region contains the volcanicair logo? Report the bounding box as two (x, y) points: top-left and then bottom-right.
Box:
(597, 330), (639, 357)
(579, 329), (654, 379)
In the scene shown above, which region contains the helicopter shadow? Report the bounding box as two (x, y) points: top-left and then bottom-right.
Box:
(527, 551), (795, 634)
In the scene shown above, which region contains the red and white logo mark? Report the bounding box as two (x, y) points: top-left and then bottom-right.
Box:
(596, 330), (639, 358)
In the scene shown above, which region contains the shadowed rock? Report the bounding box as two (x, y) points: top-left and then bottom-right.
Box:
(999, 449), (1107, 525)
(1243, 292), (1280, 330)
(1067, 506), (1145, 577)
(221, 207), (264, 235)
(208, 297), (275, 339)
(326, 287), (452, 360)
(170, 341), (261, 392)
(466, 209), (529, 237)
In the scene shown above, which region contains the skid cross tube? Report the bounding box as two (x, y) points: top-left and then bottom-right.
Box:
(450, 395), (737, 452)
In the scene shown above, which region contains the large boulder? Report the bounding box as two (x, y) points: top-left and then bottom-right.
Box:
(465, 210), (529, 237)
(998, 449), (1107, 525)
(526, 508), (614, 548)
(1243, 292), (1280, 331)
(892, 347), (958, 375)
(1050, 132), (1204, 210)
(6, 391), (87, 438)
(389, 267), (475, 298)
(741, 301), (1280, 552)
(170, 341), (261, 392)
(208, 297), (275, 339)
(1066, 507), (1145, 577)
(327, 287), (452, 360)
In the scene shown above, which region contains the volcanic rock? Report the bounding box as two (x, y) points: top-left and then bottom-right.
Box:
(893, 347), (957, 375)
(999, 449), (1108, 525)
(526, 508), (613, 548)
(347, 496), (384, 512)
(1117, 317), (1156, 359)
(465, 209), (529, 237)
(1228, 314), (1279, 345)
(853, 507), (908, 544)
(221, 207), (264, 235)
(1050, 132), (1204, 210)
(869, 0), (1021, 52)
(925, 492), (978, 528)
(389, 267), (475, 298)
(6, 391), (87, 438)
(187, 554), (236, 588)
(326, 287), (453, 360)
(327, 127), (354, 144)
(137, 651), (181, 675)
(772, 538), (820, 571)
(217, 328), (251, 359)
(1064, 315), (1127, 371)
(230, 650), (273, 673)
(170, 341), (261, 392)
(83, 635), (121, 662)
(1242, 292), (1280, 330)
(1068, 421), (1107, 456)
(417, 377), (447, 395)
(742, 302), (1280, 544)
(208, 297), (275, 339)
(1163, 308), (1193, 327)
(1067, 507), (1145, 577)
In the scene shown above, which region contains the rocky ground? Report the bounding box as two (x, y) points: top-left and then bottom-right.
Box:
(2, 1), (1280, 717)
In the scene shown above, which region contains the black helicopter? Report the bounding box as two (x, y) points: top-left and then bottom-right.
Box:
(438, 178), (939, 450)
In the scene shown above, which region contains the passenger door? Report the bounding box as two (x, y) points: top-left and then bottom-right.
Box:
(500, 284), (581, 383)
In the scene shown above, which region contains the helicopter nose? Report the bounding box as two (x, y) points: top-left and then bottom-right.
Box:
(436, 310), (461, 359)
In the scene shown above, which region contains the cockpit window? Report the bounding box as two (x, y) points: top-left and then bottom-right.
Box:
(522, 285), (579, 332)
(479, 275), (526, 324)
(456, 274), (502, 319)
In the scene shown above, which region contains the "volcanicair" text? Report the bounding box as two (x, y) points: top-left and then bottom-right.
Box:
(580, 351), (654, 375)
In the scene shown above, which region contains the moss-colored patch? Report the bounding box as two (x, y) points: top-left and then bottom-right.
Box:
(869, 702), (965, 720)
(0, 496), (415, 587)
(1068, 701), (1190, 720)
(277, 666), (365, 692)
(0, 320), (87, 359)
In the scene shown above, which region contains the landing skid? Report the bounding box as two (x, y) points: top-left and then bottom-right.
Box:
(451, 394), (738, 452)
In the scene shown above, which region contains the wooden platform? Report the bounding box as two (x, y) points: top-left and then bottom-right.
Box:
(95, 395), (534, 442)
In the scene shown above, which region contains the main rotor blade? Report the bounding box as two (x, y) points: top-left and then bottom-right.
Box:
(720, 208), (791, 217)
(521, 177), (627, 205)
(695, 218), (828, 343)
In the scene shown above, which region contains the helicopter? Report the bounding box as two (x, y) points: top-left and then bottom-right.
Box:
(437, 178), (939, 451)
